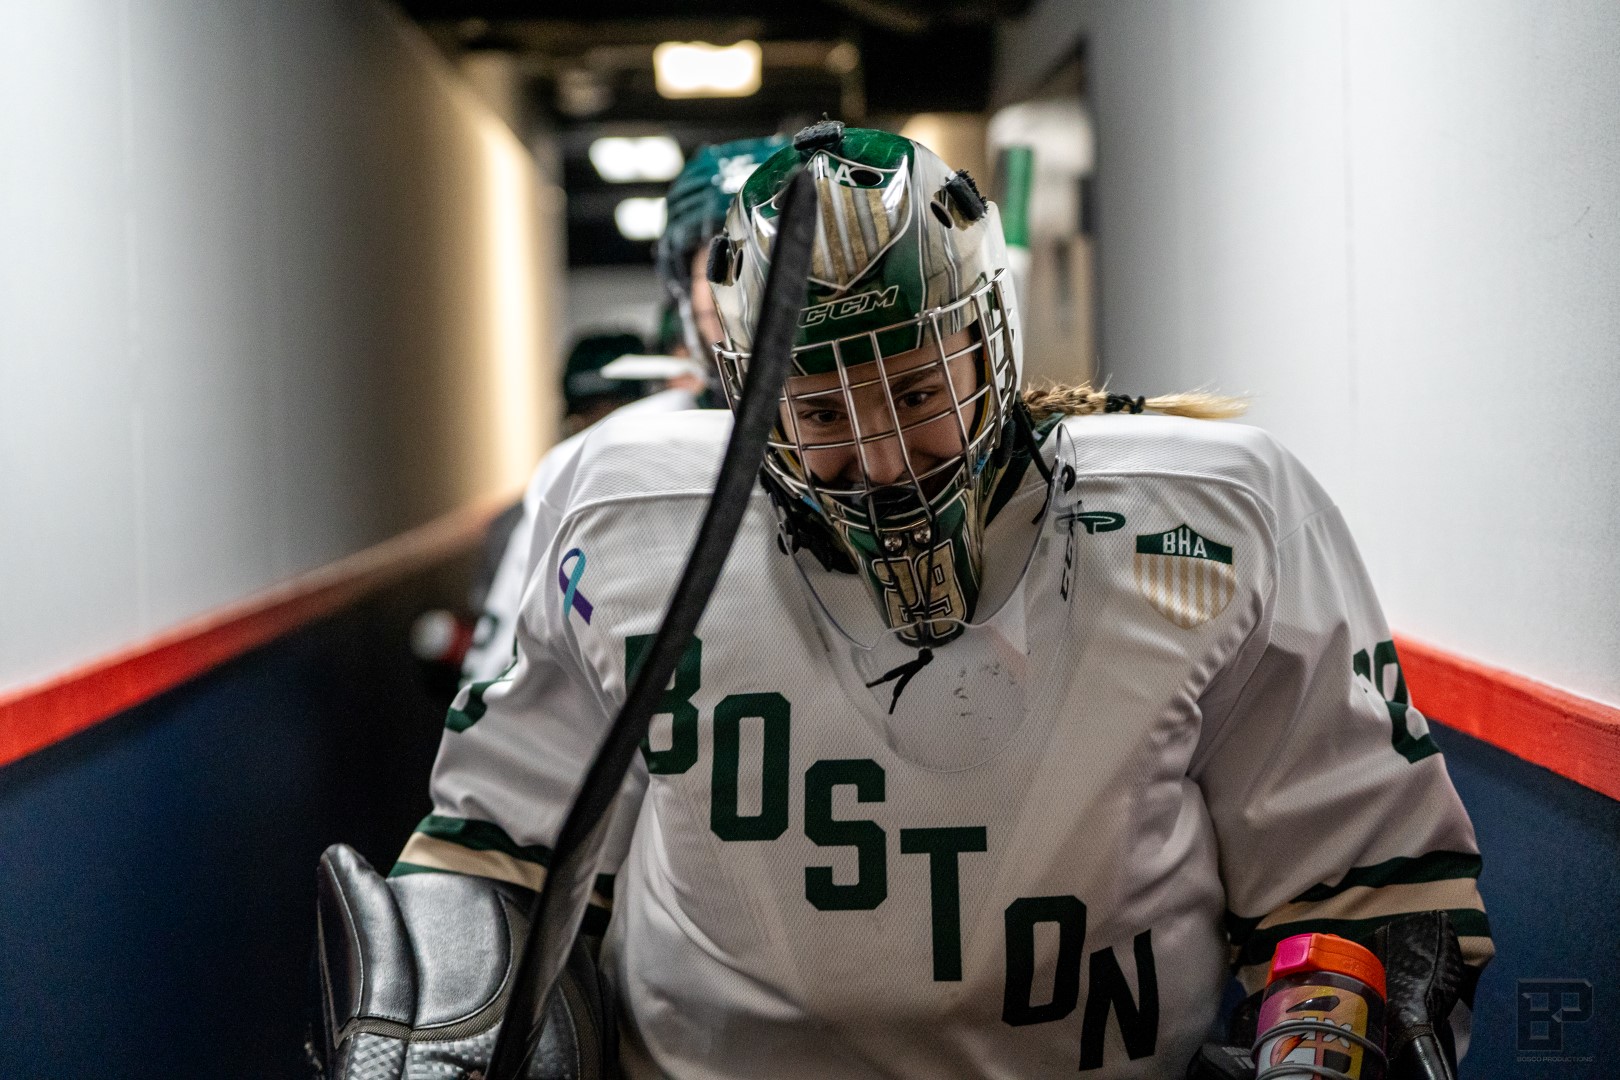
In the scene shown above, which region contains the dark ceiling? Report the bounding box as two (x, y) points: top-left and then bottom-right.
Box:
(397, 0), (1030, 266)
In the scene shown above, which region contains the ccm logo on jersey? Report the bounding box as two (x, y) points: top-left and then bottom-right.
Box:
(799, 285), (901, 327)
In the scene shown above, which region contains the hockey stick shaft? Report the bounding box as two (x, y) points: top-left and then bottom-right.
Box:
(484, 170), (817, 1080)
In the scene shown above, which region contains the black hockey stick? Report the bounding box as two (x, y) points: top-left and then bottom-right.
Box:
(484, 169), (817, 1080)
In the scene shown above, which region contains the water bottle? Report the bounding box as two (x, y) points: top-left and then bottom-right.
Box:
(1253, 932), (1387, 1080)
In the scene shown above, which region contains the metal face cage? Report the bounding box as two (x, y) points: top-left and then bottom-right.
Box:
(716, 270), (1017, 533)
(716, 270), (1018, 645)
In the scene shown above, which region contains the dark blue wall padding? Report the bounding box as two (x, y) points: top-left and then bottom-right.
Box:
(0, 558), (471, 1079)
(1432, 722), (1619, 1079)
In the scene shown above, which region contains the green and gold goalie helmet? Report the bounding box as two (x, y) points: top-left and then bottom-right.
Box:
(711, 122), (1025, 648)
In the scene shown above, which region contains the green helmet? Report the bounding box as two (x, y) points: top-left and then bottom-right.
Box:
(656, 135), (790, 370)
(710, 123), (1024, 648)
(657, 135), (790, 296)
(653, 298), (684, 355)
(562, 331), (647, 412)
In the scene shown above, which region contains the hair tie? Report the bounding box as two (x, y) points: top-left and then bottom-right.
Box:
(1104, 393), (1146, 415)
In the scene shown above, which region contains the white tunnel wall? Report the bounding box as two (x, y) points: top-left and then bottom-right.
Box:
(1002, 0), (1620, 706)
(0, 0), (564, 689)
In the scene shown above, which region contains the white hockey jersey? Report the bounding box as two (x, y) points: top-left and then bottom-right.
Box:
(460, 387), (701, 685)
(397, 409), (1492, 1079)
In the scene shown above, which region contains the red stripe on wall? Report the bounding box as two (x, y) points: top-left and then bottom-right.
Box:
(1397, 634), (1620, 801)
(3, 528), (1616, 801)
(0, 496), (511, 769)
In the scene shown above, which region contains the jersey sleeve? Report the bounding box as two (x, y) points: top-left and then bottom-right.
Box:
(393, 449), (648, 929)
(459, 426), (589, 686)
(1189, 497), (1494, 1021)
(401, 396), (704, 910)
(457, 497), (536, 686)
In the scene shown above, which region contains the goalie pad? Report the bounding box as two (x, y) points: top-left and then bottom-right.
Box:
(311, 844), (615, 1080)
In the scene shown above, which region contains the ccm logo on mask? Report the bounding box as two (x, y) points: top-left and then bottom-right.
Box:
(799, 285), (900, 327)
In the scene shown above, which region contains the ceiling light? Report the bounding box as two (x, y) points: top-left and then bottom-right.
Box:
(653, 41), (762, 99)
(556, 68), (612, 118)
(614, 197), (667, 241)
(825, 42), (860, 75)
(589, 136), (684, 183)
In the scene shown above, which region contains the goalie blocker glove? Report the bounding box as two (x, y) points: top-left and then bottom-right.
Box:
(309, 844), (616, 1080)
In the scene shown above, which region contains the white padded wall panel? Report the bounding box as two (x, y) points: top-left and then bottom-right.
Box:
(127, 0), (280, 631)
(0, 1), (146, 681)
(0, 0), (560, 689)
(1064, 0), (1620, 704)
(1340, 2), (1620, 699)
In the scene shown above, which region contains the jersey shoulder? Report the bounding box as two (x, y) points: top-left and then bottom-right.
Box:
(526, 389), (705, 513)
(543, 408), (736, 521)
(1054, 414), (1333, 538)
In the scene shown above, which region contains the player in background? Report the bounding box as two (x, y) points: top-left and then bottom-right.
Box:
(408, 329), (649, 683)
(657, 135), (790, 392)
(319, 126), (1490, 1079)
(316, 137), (790, 1080)
(559, 331), (655, 436)
(456, 135), (788, 690)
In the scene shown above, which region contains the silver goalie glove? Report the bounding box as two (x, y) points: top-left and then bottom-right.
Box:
(309, 845), (615, 1080)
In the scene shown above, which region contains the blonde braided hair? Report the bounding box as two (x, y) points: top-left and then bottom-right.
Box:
(1022, 383), (1247, 422)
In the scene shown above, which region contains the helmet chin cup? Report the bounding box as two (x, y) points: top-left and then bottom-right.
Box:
(867, 527), (971, 648)
(774, 418), (1058, 655)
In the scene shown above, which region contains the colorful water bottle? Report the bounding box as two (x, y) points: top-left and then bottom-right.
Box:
(1253, 933), (1388, 1080)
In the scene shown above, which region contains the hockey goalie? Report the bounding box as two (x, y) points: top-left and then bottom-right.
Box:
(310, 124), (1492, 1080)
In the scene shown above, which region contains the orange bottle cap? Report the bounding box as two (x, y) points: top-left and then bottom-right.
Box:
(1267, 933), (1386, 999)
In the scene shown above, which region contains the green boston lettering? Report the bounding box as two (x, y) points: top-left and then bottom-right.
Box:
(627, 634), (702, 774)
(1078, 928), (1159, 1070)
(900, 826), (988, 981)
(1002, 895), (1086, 1026)
(710, 692), (791, 841)
(804, 759), (887, 910)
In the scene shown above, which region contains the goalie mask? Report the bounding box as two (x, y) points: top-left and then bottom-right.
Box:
(711, 124), (1025, 648)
